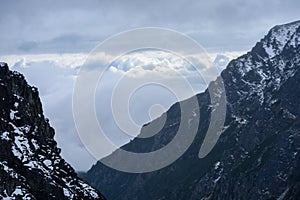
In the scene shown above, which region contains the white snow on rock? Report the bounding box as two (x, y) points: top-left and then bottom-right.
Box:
(14, 102), (19, 108)
(214, 161), (221, 170)
(1, 186), (33, 200)
(63, 188), (75, 199)
(232, 115), (248, 125)
(0, 162), (20, 179)
(263, 21), (300, 58)
(277, 187), (290, 200)
(10, 110), (16, 120)
(0, 131), (10, 141)
(0, 62), (6, 67)
(1, 64), (104, 199)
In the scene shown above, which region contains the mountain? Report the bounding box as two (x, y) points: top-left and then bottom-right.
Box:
(0, 62), (106, 199)
(82, 20), (300, 199)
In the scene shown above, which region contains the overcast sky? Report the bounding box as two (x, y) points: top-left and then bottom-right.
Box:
(1, 0), (300, 54)
(0, 0), (299, 171)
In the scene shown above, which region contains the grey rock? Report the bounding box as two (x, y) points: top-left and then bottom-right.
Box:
(82, 20), (300, 200)
(0, 63), (106, 200)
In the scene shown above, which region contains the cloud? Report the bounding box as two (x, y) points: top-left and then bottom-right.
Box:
(0, 0), (295, 171)
(0, 0), (299, 54)
(18, 41), (39, 52)
(0, 50), (239, 170)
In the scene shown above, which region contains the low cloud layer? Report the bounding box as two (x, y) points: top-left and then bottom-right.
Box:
(1, 0), (297, 171)
(1, 51), (239, 171)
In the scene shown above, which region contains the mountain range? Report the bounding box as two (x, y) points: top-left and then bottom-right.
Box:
(1, 19), (300, 200)
(81, 20), (300, 200)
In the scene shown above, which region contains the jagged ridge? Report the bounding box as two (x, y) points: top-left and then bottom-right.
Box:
(0, 62), (106, 200)
(83, 20), (300, 199)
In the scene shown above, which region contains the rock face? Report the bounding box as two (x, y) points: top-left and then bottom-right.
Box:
(0, 62), (106, 200)
(82, 21), (300, 199)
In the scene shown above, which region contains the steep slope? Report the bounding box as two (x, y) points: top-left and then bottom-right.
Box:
(83, 20), (300, 199)
(0, 62), (106, 199)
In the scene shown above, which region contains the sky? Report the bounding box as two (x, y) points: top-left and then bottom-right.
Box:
(0, 0), (299, 171)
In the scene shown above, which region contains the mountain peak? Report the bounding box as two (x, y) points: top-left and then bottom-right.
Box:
(0, 62), (7, 67)
(0, 63), (106, 199)
(83, 20), (300, 200)
(262, 20), (300, 58)
(0, 62), (8, 74)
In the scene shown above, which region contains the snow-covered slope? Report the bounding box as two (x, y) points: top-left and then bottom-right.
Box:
(83, 20), (300, 200)
(0, 62), (106, 199)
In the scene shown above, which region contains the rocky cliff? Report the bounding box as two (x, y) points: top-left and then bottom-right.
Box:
(0, 62), (106, 199)
(83, 20), (300, 199)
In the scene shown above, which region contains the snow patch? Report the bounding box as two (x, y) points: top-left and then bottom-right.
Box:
(213, 176), (221, 183)
(263, 22), (300, 58)
(277, 187), (289, 200)
(63, 188), (74, 198)
(214, 161), (221, 170)
(1, 131), (10, 141)
(10, 110), (18, 120)
(0, 62), (6, 67)
(232, 115), (248, 125)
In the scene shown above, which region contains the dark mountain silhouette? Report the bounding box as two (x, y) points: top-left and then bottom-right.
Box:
(0, 62), (106, 199)
(82, 20), (300, 199)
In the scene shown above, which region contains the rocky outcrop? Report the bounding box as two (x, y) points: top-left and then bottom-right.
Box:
(0, 62), (106, 199)
(82, 21), (300, 199)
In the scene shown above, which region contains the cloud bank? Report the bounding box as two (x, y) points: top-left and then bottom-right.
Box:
(0, 51), (239, 170)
